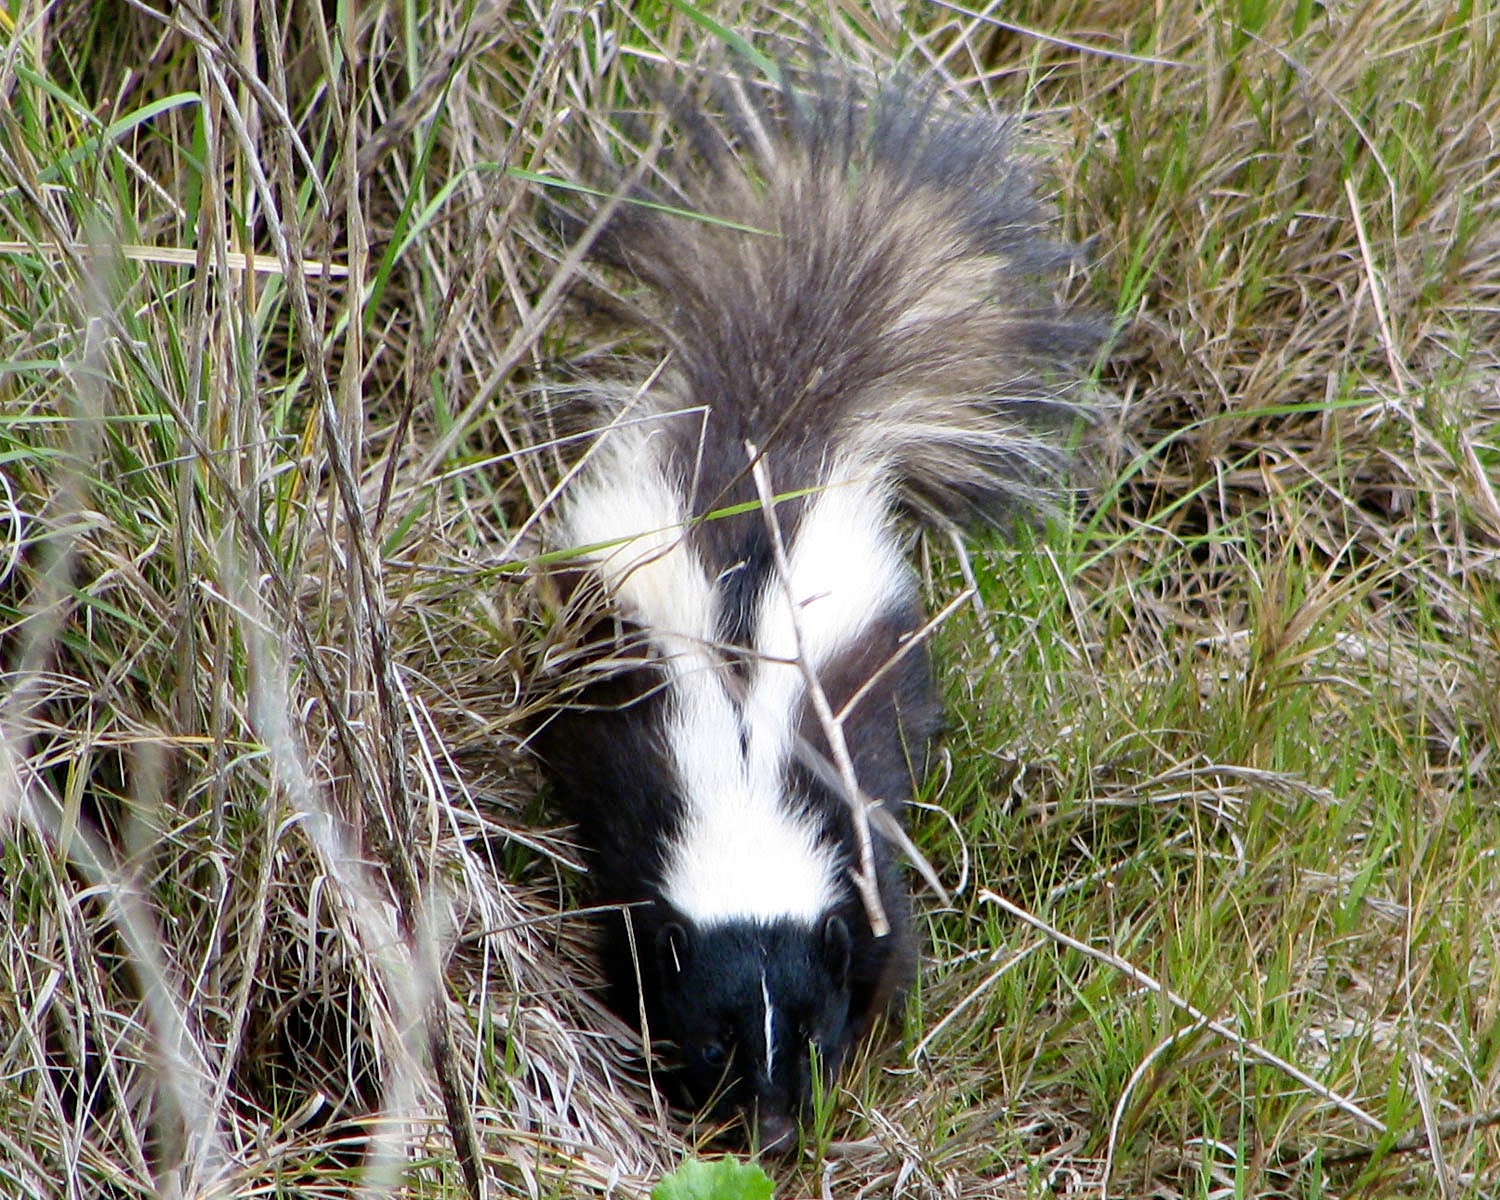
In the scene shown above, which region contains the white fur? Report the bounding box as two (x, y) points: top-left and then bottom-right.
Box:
(559, 423), (716, 653)
(563, 437), (911, 928)
(744, 458), (912, 781)
(660, 657), (837, 924)
(761, 969), (777, 1079)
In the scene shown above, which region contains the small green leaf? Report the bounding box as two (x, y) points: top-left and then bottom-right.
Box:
(651, 1156), (775, 1200)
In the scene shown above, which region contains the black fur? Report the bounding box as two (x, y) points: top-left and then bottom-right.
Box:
(535, 604), (930, 1146)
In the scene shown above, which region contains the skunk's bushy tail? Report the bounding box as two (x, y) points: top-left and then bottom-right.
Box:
(561, 59), (1108, 529)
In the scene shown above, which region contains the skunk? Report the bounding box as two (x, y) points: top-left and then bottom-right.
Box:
(531, 58), (1105, 1150)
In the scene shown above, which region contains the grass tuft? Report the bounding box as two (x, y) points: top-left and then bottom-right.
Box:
(1, 1), (1497, 1197)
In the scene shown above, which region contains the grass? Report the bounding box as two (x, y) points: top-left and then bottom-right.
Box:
(2, 0), (1498, 1197)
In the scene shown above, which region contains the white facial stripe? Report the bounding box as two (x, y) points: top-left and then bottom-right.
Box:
(658, 738), (839, 923)
(761, 969), (777, 1081)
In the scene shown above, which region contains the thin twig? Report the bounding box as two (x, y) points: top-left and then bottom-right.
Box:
(1101, 1019), (1212, 1199)
(833, 587), (974, 725)
(746, 442), (888, 937)
(1345, 176), (1411, 399)
(980, 889), (1387, 1138)
(1317, 1108), (1500, 1166)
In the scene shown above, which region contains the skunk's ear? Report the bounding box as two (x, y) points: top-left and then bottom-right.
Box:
(822, 915), (851, 987)
(656, 922), (690, 980)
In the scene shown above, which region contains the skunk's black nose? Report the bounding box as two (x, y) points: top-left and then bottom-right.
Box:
(755, 1110), (797, 1156)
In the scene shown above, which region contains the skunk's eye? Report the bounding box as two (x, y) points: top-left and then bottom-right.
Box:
(700, 1041), (727, 1070)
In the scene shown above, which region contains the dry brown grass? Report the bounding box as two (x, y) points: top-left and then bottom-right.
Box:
(2, 1), (1497, 1197)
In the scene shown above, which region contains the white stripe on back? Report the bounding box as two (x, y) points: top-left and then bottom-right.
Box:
(561, 436), (910, 927)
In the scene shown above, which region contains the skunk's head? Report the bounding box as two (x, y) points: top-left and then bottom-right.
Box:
(645, 913), (856, 1152)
